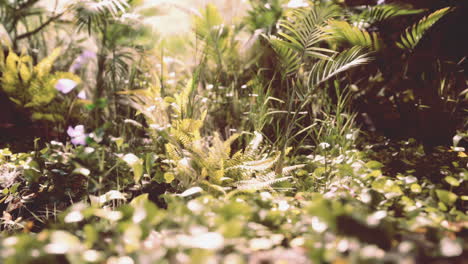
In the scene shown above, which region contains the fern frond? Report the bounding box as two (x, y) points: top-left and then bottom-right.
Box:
(327, 20), (382, 51)
(34, 48), (61, 78)
(199, 180), (226, 197)
(397, 7), (451, 51)
(236, 176), (292, 191)
(281, 164), (306, 175)
(225, 150), (247, 168)
(223, 133), (240, 154)
(308, 46), (370, 87)
(225, 189), (255, 200)
(229, 154), (279, 172)
(246, 131), (263, 156)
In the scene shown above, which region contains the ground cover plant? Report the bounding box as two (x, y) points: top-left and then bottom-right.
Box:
(0, 0), (467, 263)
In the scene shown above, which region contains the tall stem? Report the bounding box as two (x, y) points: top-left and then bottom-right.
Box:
(93, 25), (107, 126)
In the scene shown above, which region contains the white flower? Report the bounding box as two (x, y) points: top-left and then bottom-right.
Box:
(122, 153), (140, 166)
(55, 79), (77, 94)
(318, 142), (330, 149)
(67, 125), (87, 146)
(77, 90), (86, 99)
(286, 0), (309, 8)
(311, 217), (327, 233)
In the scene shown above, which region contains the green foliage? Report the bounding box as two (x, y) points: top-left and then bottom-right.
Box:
(308, 46), (370, 88)
(397, 7), (451, 51)
(273, 4), (338, 61)
(0, 48), (81, 123)
(71, 0), (130, 34)
(0, 1), (467, 263)
(353, 4), (425, 24)
(327, 20), (382, 50)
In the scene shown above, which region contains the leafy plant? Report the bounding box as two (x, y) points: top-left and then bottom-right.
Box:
(397, 7), (451, 51)
(265, 2), (369, 172)
(0, 48), (81, 123)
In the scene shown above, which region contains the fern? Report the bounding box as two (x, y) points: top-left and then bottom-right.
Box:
(228, 154), (279, 172)
(236, 176), (291, 191)
(34, 48), (61, 78)
(397, 7), (451, 51)
(198, 180), (226, 197)
(0, 48), (81, 122)
(234, 164), (304, 191)
(225, 189), (255, 200)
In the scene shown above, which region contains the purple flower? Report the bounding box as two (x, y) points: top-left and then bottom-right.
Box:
(55, 79), (77, 94)
(70, 50), (96, 72)
(77, 90), (87, 99)
(81, 50), (96, 59)
(67, 125), (87, 146)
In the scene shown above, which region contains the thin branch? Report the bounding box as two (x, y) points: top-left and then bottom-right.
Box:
(15, 12), (63, 41)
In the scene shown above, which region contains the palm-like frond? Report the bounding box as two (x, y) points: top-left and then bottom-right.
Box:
(276, 5), (338, 59)
(70, 0), (129, 33)
(193, 4), (229, 69)
(327, 20), (382, 51)
(308, 46), (370, 88)
(268, 4), (340, 77)
(355, 4), (425, 25)
(268, 36), (302, 77)
(397, 7), (451, 51)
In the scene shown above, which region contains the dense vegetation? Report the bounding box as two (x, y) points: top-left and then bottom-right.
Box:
(0, 0), (466, 263)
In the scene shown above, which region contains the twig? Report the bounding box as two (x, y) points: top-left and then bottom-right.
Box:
(15, 12), (64, 41)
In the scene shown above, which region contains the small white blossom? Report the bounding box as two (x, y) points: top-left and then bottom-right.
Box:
(286, 0), (309, 8)
(55, 79), (77, 94)
(318, 142), (330, 149)
(77, 90), (86, 99)
(67, 125), (87, 146)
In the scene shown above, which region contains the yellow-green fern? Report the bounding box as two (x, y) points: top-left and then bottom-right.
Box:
(0, 48), (81, 123)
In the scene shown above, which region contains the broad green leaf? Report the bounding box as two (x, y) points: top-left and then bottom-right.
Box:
(122, 153), (144, 182)
(366, 160), (384, 170)
(410, 183), (422, 193)
(438, 201), (448, 211)
(444, 176), (460, 187)
(164, 172), (175, 183)
(436, 189), (458, 206)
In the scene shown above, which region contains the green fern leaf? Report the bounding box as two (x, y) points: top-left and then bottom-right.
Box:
(34, 48), (61, 79)
(236, 176), (292, 191)
(229, 154), (279, 172)
(199, 180), (226, 197)
(225, 189), (255, 200)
